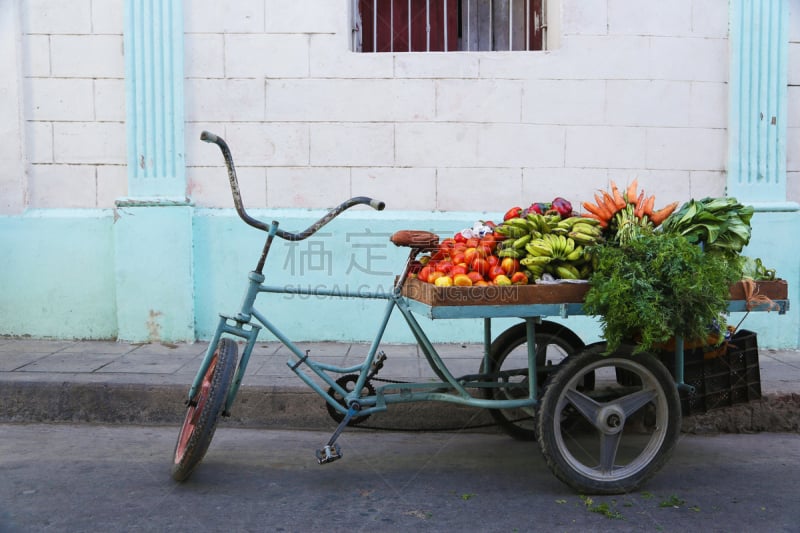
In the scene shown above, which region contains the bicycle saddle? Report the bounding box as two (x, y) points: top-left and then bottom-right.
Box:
(390, 230), (440, 250)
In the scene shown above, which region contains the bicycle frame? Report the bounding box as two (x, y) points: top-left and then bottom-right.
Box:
(187, 226), (545, 420)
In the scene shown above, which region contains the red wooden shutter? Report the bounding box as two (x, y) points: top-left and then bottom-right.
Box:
(359, 0), (458, 52)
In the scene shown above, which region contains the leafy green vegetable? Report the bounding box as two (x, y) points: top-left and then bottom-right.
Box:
(740, 256), (776, 281)
(584, 231), (741, 353)
(659, 197), (753, 262)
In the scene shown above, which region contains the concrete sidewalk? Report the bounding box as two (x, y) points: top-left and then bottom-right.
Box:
(1, 337), (799, 434)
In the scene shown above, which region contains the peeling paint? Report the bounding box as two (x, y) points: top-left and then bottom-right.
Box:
(147, 310), (163, 343)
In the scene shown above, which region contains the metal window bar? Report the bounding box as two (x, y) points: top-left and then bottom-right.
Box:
(508, 0), (514, 52)
(426, 0), (431, 51)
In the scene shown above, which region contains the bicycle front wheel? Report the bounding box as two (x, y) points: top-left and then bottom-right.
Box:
(171, 337), (238, 482)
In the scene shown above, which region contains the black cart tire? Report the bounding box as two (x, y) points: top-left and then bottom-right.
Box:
(171, 337), (238, 482)
(537, 343), (681, 495)
(482, 321), (585, 440)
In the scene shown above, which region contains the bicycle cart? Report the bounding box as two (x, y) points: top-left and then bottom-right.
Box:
(173, 132), (790, 495)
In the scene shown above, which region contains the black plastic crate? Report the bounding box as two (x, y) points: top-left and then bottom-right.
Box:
(658, 330), (761, 416)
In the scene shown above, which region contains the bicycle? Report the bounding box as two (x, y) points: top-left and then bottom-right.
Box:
(172, 131), (687, 494)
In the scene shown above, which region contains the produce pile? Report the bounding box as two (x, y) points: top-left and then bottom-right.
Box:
(412, 182), (683, 288)
(409, 181), (778, 352)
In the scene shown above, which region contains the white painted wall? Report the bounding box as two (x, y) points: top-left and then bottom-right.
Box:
(19, 0), (127, 210)
(0, 0), (26, 214)
(17, 0), (794, 214)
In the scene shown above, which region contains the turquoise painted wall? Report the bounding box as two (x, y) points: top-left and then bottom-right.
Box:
(0, 210), (117, 339)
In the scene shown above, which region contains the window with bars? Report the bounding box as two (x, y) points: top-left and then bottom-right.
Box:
(353, 0), (546, 53)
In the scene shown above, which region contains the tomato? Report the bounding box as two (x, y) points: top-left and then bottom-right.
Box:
(453, 274), (473, 287)
(427, 271), (445, 284)
(488, 265), (506, 280)
(435, 261), (454, 274)
(511, 271), (529, 285)
(500, 257), (520, 275)
(480, 235), (498, 251)
(470, 257), (490, 276)
(451, 264), (468, 277)
(417, 265), (433, 283)
(494, 274), (512, 286)
(467, 271), (484, 284)
(434, 275), (454, 287)
(465, 237), (480, 249)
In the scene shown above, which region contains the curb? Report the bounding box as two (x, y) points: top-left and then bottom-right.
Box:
(2, 380), (798, 435)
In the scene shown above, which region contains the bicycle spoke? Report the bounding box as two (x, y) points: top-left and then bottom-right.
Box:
(564, 388), (601, 426)
(616, 388), (658, 418)
(598, 431), (623, 474)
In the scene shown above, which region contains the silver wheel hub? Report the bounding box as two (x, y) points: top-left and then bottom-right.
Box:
(596, 404), (626, 435)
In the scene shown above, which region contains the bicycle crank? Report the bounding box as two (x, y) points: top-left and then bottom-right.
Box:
(325, 374), (375, 426)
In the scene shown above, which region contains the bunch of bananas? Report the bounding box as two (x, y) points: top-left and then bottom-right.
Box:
(495, 214), (604, 281)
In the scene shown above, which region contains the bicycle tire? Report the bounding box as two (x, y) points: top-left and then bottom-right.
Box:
(481, 321), (585, 441)
(171, 337), (238, 482)
(537, 343), (681, 495)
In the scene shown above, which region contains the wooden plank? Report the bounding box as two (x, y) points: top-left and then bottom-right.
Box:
(402, 277), (590, 306)
(728, 279), (788, 301)
(403, 278), (789, 308)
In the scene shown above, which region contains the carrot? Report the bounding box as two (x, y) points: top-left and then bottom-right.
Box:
(594, 193), (613, 220)
(582, 213), (608, 228)
(650, 201), (679, 226)
(601, 190), (620, 216)
(642, 195), (656, 217)
(625, 179), (638, 204)
(610, 181), (626, 209)
(582, 201), (607, 219)
(633, 191), (646, 218)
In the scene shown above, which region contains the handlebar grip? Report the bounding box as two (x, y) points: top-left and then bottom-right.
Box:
(200, 131), (219, 143)
(370, 199), (386, 211)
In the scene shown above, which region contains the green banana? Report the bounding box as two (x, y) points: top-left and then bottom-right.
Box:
(512, 234), (532, 249)
(563, 236), (575, 256)
(573, 216), (602, 227)
(568, 231), (599, 246)
(571, 223), (603, 237)
(555, 264), (580, 280)
(525, 241), (553, 257)
(521, 255), (552, 266)
(500, 225), (527, 239)
(525, 266), (544, 279)
(507, 217), (531, 229)
(565, 245), (584, 262)
(497, 248), (522, 259)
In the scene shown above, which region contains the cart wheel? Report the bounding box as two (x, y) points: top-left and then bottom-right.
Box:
(537, 343), (681, 495)
(171, 337), (238, 482)
(481, 321), (586, 441)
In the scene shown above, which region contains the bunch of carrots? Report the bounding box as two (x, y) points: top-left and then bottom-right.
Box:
(581, 179), (679, 228)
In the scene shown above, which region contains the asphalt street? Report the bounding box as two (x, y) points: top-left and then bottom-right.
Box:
(1, 423), (799, 532)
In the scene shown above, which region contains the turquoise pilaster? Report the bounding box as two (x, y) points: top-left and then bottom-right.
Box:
(728, 0), (799, 347)
(727, 0), (789, 201)
(118, 0), (194, 342)
(124, 0), (186, 199)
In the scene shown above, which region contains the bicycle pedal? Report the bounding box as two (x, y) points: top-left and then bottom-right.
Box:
(315, 444), (343, 465)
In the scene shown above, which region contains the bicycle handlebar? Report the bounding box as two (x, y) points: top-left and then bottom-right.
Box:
(200, 131), (385, 241)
